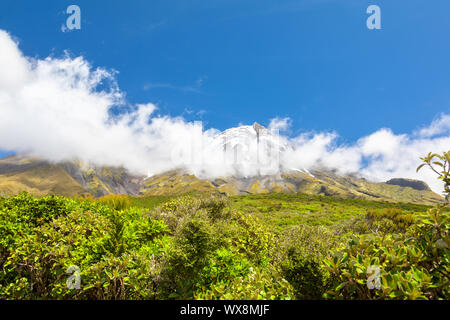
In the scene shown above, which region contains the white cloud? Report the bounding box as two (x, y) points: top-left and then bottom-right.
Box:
(416, 113), (450, 138)
(268, 117), (291, 132)
(0, 29), (448, 194)
(281, 124), (449, 193)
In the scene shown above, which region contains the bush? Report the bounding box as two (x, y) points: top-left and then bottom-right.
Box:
(147, 195), (285, 299)
(158, 212), (217, 299)
(0, 193), (169, 299)
(324, 207), (449, 300)
(97, 195), (131, 211)
(200, 248), (252, 288)
(322, 150), (450, 300)
(365, 208), (415, 233)
(195, 265), (294, 300)
(279, 225), (340, 299)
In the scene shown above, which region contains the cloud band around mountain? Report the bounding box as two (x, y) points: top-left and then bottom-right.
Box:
(0, 29), (449, 194)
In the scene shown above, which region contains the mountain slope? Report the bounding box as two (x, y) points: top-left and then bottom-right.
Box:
(0, 156), (88, 197)
(140, 169), (443, 205)
(0, 155), (442, 205)
(0, 155), (142, 197)
(0, 123), (444, 205)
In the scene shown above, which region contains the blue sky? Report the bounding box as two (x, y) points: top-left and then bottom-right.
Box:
(1, 0), (450, 159)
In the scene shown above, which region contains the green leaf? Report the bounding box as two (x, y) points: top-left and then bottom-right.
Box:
(416, 164), (426, 172)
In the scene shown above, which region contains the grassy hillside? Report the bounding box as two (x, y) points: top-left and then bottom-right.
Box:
(230, 193), (431, 231)
(141, 172), (217, 195)
(127, 192), (432, 231)
(0, 163), (89, 197)
(140, 170), (443, 205)
(0, 156), (142, 198)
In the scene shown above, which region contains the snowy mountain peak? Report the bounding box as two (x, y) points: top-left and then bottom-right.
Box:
(212, 122), (289, 151)
(253, 122), (266, 135)
(204, 123), (292, 177)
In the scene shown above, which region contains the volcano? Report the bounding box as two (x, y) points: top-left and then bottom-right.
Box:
(0, 123), (443, 205)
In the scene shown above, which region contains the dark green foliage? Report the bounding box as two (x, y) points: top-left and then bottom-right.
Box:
(150, 195), (287, 299)
(279, 225), (339, 299)
(0, 194), (295, 300)
(324, 207), (449, 300)
(200, 248), (251, 287)
(160, 213), (217, 298)
(195, 265), (294, 300)
(0, 193), (168, 299)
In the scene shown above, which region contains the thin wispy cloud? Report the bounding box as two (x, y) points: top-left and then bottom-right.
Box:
(143, 82), (175, 90)
(144, 20), (167, 32)
(269, 117), (292, 133)
(143, 76), (207, 94)
(416, 113), (450, 138)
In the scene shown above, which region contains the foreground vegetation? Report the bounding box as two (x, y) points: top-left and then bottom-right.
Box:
(0, 153), (448, 300)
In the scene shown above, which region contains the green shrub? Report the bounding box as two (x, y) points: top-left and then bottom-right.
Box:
(323, 150), (450, 300)
(1, 209), (112, 299)
(0, 193), (169, 300)
(324, 207), (449, 300)
(279, 225), (340, 299)
(195, 266), (294, 300)
(200, 248), (252, 288)
(365, 208), (415, 233)
(150, 195), (282, 299)
(156, 208), (223, 299)
(97, 195), (131, 211)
